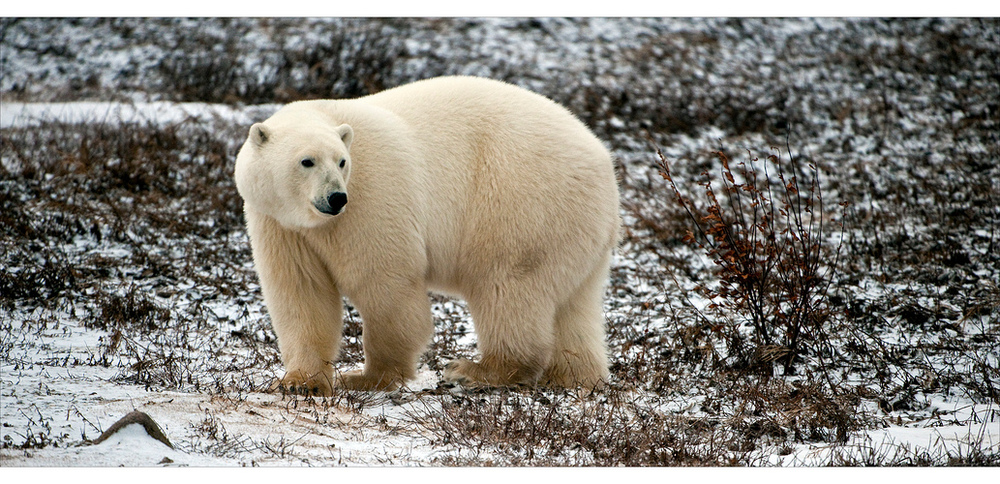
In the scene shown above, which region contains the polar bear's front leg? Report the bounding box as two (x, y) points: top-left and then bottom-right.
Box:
(247, 212), (344, 396)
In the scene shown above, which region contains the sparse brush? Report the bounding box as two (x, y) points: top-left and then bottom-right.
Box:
(411, 386), (762, 466)
(0, 117), (276, 395)
(155, 19), (406, 104)
(656, 146), (846, 376)
(817, 428), (1000, 466)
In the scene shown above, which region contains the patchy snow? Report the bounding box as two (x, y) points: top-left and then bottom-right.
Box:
(19, 420), (226, 467)
(775, 402), (999, 466)
(0, 101), (275, 130)
(2, 326), (451, 466)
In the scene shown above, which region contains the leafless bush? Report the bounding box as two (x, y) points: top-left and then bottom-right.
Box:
(657, 146), (846, 376)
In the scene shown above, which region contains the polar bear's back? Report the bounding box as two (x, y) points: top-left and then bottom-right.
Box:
(366, 76), (580, 125)
(364, 76), (608, 167)
(359, 76), (620, 295)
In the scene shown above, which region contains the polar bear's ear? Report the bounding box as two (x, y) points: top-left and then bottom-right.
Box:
(250, 123), (270, 146)
(336, 124), (354, 149)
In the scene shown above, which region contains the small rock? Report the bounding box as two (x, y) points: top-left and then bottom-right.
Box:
(91, 410), (173, 449)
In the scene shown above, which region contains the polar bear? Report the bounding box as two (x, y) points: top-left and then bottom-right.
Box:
(234, 76), (620, 394)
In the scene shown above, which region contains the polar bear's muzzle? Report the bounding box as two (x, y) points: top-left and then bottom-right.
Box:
(315, 191), (348, 216)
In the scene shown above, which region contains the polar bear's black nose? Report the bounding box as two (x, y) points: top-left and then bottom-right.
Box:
(327, 192), (348, 214)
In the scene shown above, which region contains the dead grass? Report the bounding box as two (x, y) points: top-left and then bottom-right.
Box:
(411, 386), (753, 466)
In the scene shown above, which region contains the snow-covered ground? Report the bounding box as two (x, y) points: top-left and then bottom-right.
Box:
(2, 18), (998, 466)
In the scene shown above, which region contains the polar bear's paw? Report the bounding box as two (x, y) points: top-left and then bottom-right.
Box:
(442, 358), (479, 385)
(443, 358), (532, 387)
(336, 369), (403, 391)
(271, 369), (335, 396)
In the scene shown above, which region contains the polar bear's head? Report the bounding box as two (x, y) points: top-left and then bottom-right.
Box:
(235, 116), (354, 230)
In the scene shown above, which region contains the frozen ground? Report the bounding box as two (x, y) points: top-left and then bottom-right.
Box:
(1, 18), (998, 466)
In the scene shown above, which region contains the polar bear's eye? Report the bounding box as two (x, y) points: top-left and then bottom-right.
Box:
(301, 159), (314, 168)
(339, 158), (346, 169)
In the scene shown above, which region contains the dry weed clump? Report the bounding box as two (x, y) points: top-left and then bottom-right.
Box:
(89, 285), (171, 332)
(0, 405), (66, 451)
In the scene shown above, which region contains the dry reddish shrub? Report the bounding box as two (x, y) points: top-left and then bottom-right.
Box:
(657, 146), (847, 376)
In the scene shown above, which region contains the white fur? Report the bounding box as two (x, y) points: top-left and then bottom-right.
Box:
(234, 76), (621, 393)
